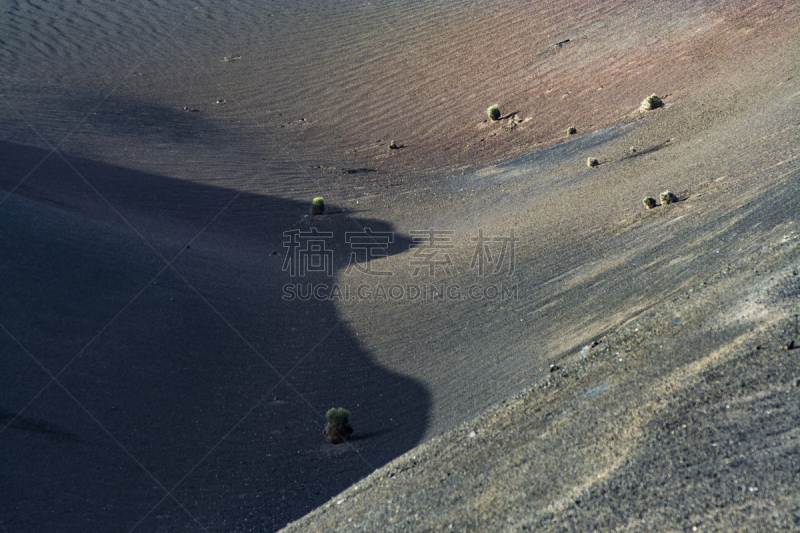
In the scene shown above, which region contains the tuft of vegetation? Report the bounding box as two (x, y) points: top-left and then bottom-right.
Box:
(310, 197), (325, 215)
(640, 94), (663, 112)
(567, 126), (577, 135)
(388, 140), (397, 150)
(660, 191), (679, 204)
(326, 408), (350, 421)
(324, 407), (353, 444)
(643, 196), (658, 209)
(487, 104), (501, 121)
(587, 157), (599, 168)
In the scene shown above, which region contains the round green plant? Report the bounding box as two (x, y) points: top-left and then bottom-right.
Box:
(660, 191), (678, 205)
(640, 94), (663, 112)
(325, 407), (350, 421)
(310, 197), (325, 215)
(324, 407), (353, 444)
(487, 104), (501, 121)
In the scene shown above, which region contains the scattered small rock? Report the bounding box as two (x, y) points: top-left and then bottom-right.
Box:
(215, 99), (226, 104)
(587, 157), (599, 168)
(221, 55), (242, 62)
(550, 364), (560, 372)
(630, 146), (636, 153)
(792, 377), (800, 388)
(468, 431), (477, 438)
(781, 339), (795, 350)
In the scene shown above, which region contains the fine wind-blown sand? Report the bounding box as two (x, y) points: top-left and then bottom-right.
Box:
(1, 0), (798, 531)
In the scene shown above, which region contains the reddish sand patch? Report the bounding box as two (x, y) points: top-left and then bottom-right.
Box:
(247, 0), (798, 178)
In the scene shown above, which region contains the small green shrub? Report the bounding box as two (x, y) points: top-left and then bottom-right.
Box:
(640, 94), (663, 112)
(587, 157), (599, 168)
(643, 196), (657, 209)
(660, 191), (678, 204)
(567, 126), (577, 135)
(388, 140), (397, 150)
(310, 197), (325, 215)
(324, 407), (353, 444)
(325, 407), (350, 421)
(487, 104), (501, 121)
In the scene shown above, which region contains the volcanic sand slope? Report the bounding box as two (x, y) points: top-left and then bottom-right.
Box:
(280, 12), (800, 527)
(1, 0), (799, 531)
(285, 224), (800, 532)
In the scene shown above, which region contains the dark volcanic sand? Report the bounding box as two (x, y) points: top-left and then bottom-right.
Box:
(1, 1), (799, 532)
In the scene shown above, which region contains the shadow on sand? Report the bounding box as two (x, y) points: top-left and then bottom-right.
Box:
(0, 140), (430, 532)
